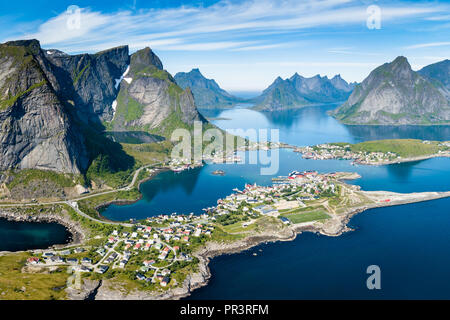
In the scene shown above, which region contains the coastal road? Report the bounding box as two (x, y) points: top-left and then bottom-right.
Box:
(0, 164), (159, 227)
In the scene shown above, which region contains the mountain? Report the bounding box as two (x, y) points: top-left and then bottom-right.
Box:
(110, 48), (207, 137)
(174, 68), (241, 108)
(0, 40), (88, 174)
(418, 59), (450, 98)
(332, 56), (450, 125)
(253, 73), (355, 111)
(0, 39), (208, 177)
(43, 45), (130, 123)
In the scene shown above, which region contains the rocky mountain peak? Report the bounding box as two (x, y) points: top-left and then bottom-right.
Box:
(332, 56), (450, 125)
(131, 47), (163, 71)
(174, 68), (241, 108)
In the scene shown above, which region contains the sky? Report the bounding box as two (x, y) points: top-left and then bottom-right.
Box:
(0, 0), (449, 92)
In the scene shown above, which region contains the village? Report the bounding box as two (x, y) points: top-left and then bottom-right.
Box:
(296, 143), (401, 164)
(23, 169), (346, 290)
(26, 213), (214, 289)
(168, 140), (284, 172)
(295, 140), (450, 165)
(206, 170), (342, 226)
(18, 166), (450, 297)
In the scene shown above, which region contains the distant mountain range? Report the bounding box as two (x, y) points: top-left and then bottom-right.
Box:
(252, 73), (356, 111)
(0, 39), (206, 175)
(175, 68), (243, 108)
(332, 57), (450, 125)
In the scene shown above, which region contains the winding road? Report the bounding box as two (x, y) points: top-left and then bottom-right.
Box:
(0, 164), (158, 227)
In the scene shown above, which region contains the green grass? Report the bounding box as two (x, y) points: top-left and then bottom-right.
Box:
(6, 169), (78, 189)
(73, 61), (91, 85)
(0, 80), (46, 110)
(222, 220), (257, 233)
(0, 252), (69, 300)
(82, 124), (136, 188)
(348, 139), (441, 158)
(124, 97), (145, 122)
(77, 188), (141, 220)
(211, 226), (246, 242)
(121, 140), (172, 165)
(282, 209), (330, 224)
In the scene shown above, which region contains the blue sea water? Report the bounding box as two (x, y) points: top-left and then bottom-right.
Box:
(0, 219), (71, 252)
(102, 104), (450, 299)
(188, 197), (450, 299)
(102, 105), (450, 220)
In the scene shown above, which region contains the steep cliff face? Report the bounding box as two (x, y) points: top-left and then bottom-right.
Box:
(111, 47), (206, 137)
(333, 57), (450, 125)
(253, 73), (355, 111)
(0, 40), (210, 176)
(418, 59), (450, 99)
(174, 68), (241, 108)
(0, 40), (88, 174)
(44, 45), (130, 123)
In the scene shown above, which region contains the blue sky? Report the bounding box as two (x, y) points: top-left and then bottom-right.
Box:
(0, 0), (449, 92)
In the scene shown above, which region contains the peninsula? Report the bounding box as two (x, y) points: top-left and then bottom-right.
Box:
(295, 139), (450, 165)
(1, 166), (449, 300)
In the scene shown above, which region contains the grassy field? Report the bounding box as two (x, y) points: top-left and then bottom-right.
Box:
(222, 220), (257, 233)
(0, 253), (69, 300)
(122, 141), (172, 165)
(6, 169), (79, 189)
(282, 209), (330, 224)
(346, 139), (442, 158)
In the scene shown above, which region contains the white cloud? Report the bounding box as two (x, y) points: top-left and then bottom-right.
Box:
(406, 41), (450, 49)
(230, 43), (289, 52)
(425, 14), (450, 21)
(7, 0), (448, 53)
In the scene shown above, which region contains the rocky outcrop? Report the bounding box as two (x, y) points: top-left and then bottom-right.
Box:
(174, 68), (242, 108)
(253, 73), (355, 111)
(111, 48), (206, 137)
(44, 45), (130, 123)
(0, 40), (88, 174)
(332, 56), (450, 125)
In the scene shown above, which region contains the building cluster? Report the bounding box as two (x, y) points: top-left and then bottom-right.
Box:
(168, 158), (203, 173)
(26, 213), (215, 288)
(297, 144), (398, 164)
(211, 171), (337, 220)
